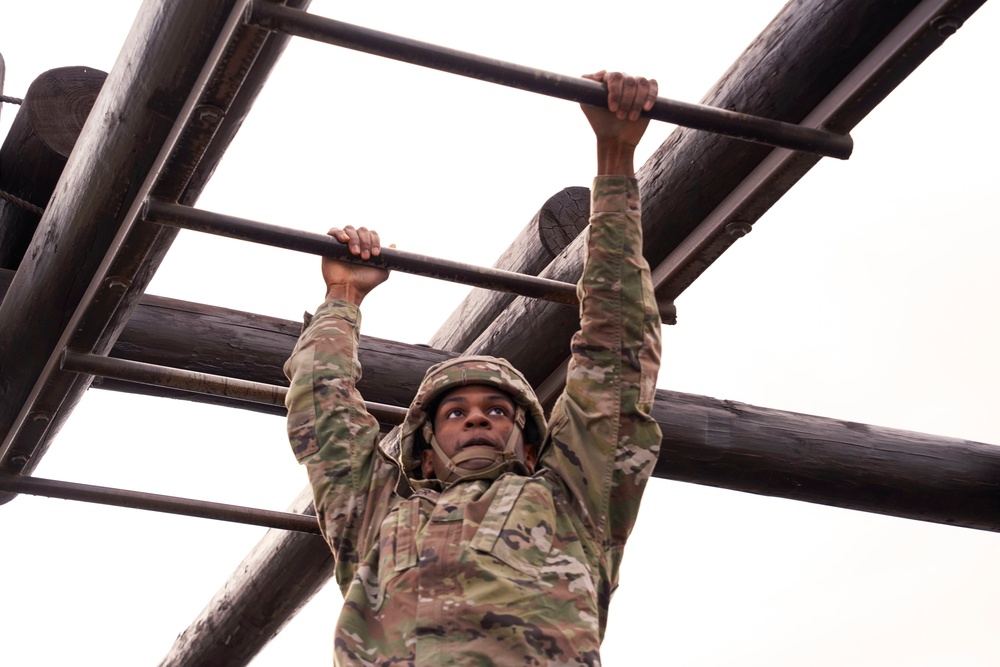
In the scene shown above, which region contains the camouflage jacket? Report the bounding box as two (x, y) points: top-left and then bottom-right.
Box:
(284, 176), (662, 666)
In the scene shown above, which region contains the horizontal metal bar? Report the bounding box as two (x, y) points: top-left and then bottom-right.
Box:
(142, 197), (581, 306)
(60, 349), (408, 425)
(0, 472), (321, 534)
(246, 1), (853, 160)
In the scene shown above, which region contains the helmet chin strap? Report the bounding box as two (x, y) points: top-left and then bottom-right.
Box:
(423, 407), (528, 485)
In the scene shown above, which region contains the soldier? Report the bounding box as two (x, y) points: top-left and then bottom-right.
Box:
(284, 70), (662, 666)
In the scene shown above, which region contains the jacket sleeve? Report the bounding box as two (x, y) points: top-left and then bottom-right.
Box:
(283, 299), (394, 591)
(544, 175), (662, 560)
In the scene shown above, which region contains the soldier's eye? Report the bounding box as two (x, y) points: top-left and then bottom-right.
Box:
(445, 408), (464, 419)
(488, 406), (509, 417)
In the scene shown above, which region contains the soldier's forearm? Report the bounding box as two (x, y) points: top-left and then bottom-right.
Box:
(594, 138), (637, 177)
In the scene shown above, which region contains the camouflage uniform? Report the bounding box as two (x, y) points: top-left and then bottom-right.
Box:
(284, 176), (662, 666)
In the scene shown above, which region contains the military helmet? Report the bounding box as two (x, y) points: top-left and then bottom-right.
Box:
(397, 355), (548, 485)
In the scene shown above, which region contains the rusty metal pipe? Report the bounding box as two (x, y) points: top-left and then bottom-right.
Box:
(245, 0), (853, 160)
(142, 197), (581, 307)
(0, 472), (321, 534)
(60, 349), (408, 425)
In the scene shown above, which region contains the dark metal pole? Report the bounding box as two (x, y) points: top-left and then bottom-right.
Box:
(60, 349), (408, 426)
(245, 1), (854, 160)
(142, 197), (582, 307)
(0, 473), (322, 534)
(65, 348), (286, 405)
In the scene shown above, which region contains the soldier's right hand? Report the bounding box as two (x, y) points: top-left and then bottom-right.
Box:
(323, 225), (390, 306)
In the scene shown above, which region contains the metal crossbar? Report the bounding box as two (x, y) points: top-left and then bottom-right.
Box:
(60, 349), (408, 426)
(245, 1), (854, 159)
(36, 349), (406, 531)
(0, 473), (321, 534)
(143, 197), (580, 304)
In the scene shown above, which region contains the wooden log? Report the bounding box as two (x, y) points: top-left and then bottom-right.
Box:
(429, 186), (589, 352)
(0, 67), (107, 270)
(156, 487), (334, 667)
(0, 0), (313, 499)
(651, 390), (1000, 532)
(11, 258), (993, 533)
(651, 0), (991, 303)
(466, 0), (990, 387)
(106, 294), (453, 418)
(0, 267), (451, 415)
(9, 264), (993, 530)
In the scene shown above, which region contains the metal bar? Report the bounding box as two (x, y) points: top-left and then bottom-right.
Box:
(60, 349), (408, 425)
(0, 473), (321, 534)
(142, 197), (582, 307)
(246, 1), (853, 160)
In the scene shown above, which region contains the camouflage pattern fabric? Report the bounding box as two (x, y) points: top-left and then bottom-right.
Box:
(284, 175), (662, 666)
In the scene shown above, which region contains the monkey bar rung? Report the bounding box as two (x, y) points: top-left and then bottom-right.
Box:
(245, 0), (854, 159)
(60, 349), (408, 427)
(0, 472), (322, 534)
(142, 197), (581, 304)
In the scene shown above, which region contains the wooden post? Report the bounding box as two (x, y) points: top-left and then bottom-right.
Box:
(0, 67), (107, 270)
(430, 186), (590, 352)
(0, 0), (313, 499)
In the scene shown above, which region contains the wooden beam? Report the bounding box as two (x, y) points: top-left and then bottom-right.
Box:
(651, 0), (990, 303)
(156, 487), (333, 667)
(8, 262), (994, 534)
(8, 259), (982, 532)
(158, 1), (993, 664)
(0, 0), (313, 501)
(430, 186), (590, 352)
(0, 267), (450, 415)
(651, 390), (1000, 532)
(0, 66), (107, 270)
(468, 0), (991, 391)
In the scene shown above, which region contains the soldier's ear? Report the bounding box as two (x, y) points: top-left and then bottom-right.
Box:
(525, 443), (538, 472)
(420, 449), (435, 479)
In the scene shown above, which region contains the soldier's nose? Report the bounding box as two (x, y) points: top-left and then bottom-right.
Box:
(465, 409), (490, 427)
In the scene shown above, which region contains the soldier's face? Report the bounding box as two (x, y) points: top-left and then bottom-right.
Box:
(421, 384), (536, 482)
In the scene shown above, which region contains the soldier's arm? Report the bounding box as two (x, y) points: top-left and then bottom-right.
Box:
(282, 228), (394, 591)
(546, 72), (663, 558)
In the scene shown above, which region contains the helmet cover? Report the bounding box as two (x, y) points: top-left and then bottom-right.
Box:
(396, 355), (548, 486)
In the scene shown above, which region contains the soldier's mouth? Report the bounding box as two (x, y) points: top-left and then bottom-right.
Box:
(461, 439), (498, 450)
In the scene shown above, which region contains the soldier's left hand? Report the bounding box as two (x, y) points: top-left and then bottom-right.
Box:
(580, 70), (658, 148)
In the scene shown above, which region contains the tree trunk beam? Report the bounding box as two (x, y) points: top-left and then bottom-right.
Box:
(0, 0), (314, 501)
(430, 186), (590, 352)
(0, 268), (448, 416)
(0, 67), (107, 270)
(651, 390), (1000, 532)
(156, 487), (334, 667)
(5, 263), (989, 531)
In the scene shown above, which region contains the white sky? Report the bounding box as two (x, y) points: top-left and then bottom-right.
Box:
(2, 1), (999, 665)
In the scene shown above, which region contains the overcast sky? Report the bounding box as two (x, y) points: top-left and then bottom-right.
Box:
(2, 1), (999, 665)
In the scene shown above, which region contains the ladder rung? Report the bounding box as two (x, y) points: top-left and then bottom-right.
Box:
(60, 349), (408, 426)
(246, 1), (853, 160)
(0, 472), (322, 534)
(142, 197), (582, 306)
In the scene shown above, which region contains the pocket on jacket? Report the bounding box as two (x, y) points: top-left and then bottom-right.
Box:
(375, 501), (418, 610)
(470, 477), (555, 578)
